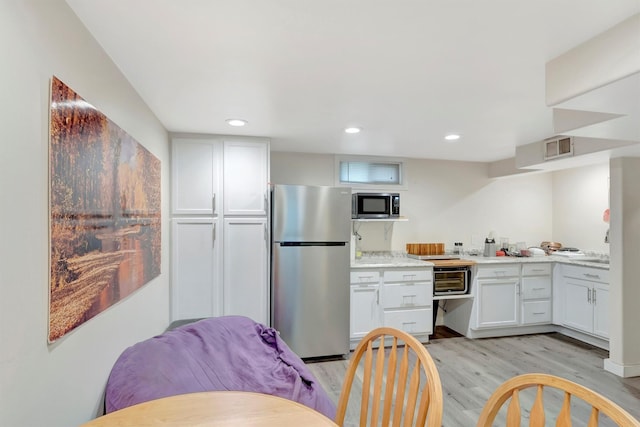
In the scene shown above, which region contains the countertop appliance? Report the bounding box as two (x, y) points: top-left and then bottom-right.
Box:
(271, 184), (352, 359)
(352, 192), (400, 219)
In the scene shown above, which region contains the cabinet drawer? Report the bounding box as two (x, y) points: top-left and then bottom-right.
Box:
(521, 277), (551, 299)
(476, 265), (520, 279)
(562, 265), (609, 283)
(383, 309), (432, 334)
(522, 263), (552, 276)
(350, 271), (380, 284)
(382, 282), (432, 309)
(522, 300), (552, 324)
(383, 269), (431, 283)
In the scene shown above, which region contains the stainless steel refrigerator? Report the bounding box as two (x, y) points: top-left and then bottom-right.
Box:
(271, 184), (351, 359)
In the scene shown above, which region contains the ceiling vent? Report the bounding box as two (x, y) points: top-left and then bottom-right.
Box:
(543, 136), (573, 160)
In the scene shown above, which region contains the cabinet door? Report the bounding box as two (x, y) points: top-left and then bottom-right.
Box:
(223, 217), (269, 325)
(171, 218), (221, 320)
(593, 283), (609, 339)
(562, 278), (593, 333)
(476, 278), (520, 328)
(172, 138), (221, 215)
(223, 140), (269, 216)
(350, 285), (380, 339)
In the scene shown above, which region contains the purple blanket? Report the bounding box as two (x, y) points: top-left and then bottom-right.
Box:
(105, 316), (336, 419)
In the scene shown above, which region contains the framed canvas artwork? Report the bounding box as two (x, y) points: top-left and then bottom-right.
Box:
(48, 76), (161, 342)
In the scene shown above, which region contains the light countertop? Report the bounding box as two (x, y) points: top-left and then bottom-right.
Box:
(351, 254), (609, 270)
(351, 257), (434, 269)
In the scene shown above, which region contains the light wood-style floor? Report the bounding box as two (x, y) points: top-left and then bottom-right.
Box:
(306, 332), (640, 426)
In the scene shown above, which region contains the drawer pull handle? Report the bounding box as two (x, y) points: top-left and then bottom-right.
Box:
(402, 322), (416, 325)
(532, 287), (546, 291)
(532, 312), (546, 315)
(584, 273), (601, 280)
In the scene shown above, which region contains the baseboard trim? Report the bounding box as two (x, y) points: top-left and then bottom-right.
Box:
(604, 358), (640, 378)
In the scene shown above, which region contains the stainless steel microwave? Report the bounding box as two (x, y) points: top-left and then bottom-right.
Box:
(352, 192), (400, 219)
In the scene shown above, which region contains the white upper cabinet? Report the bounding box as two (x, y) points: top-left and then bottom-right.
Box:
(172, 138), (222, 215)
(223, 140), (269, 216)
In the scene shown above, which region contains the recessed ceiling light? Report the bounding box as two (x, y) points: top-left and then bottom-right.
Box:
(226, 118), (248, 127)
(444, 134), (460, 141)
(345, 127), (361, 134)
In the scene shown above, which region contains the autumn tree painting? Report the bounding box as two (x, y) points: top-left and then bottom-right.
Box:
(49, 76), (161, 342)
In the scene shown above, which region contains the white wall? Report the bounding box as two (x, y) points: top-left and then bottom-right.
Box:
(271, 152), (554, 253)
(551, 163), (610, 254)
(0, 1), (170, 426)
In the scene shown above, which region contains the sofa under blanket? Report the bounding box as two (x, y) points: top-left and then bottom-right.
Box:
(105, 316), (336, 419)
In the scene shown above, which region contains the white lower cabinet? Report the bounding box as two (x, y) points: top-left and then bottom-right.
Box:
(521, 263), (552, 325)
(382, 269), (433, 336)
(476, 277), (520, 328)
(350, 283), (381, 340)
(473, 263), (552, 330)
(561, 265), (609, 339)
(223, 217), (269, 325)
(350, 267), (433, 343)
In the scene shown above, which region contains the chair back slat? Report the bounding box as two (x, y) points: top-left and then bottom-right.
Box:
(370, 342), (386, 426)
(335, 327), (443, 427)
(402, 362), (422, 427)
(476, 373), (640, 427)
(588, 408), (600, 427)
(381, 338), (399, 426)
(359, 341), (374, 426)
(506, 389), (522, 427)
(556, 392), (572, 427)
(392, 345), (410, 426)
(529, 384), (545, 427)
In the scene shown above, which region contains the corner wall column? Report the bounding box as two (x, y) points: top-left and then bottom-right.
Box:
(605, 157), (640, 377)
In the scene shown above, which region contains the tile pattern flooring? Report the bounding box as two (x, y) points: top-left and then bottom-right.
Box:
(306, 332), (640, 426)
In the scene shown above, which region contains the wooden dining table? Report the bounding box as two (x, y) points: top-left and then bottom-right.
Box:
(80, 391), (339, 426)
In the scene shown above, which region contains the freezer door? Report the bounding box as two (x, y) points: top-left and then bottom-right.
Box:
(272, 243), (350, 358)
(272, 185), (351, 242)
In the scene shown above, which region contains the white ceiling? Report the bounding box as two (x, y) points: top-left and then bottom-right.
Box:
(65, 0), (640, 163)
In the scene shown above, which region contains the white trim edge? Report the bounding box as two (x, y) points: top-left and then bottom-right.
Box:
(604, 358), (640, 378)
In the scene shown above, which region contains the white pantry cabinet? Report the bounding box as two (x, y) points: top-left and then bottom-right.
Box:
(171, 217), (221, 320)
(561, 265), (609, 339)
(223, 217), (269, 325)
(223, 141), (269, 216)
(171, 135), (270, 324)
(171, 138), (222, 215)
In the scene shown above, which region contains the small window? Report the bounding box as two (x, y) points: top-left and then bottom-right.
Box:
(335, 156), (407, 189)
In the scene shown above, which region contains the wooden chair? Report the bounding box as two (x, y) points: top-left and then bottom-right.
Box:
(476, 373), (640, 427)
(335, 327), (443, 427)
